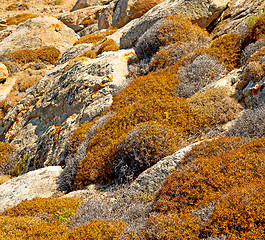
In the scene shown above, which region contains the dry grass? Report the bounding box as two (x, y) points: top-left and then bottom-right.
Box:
(6, 13), (37, 25)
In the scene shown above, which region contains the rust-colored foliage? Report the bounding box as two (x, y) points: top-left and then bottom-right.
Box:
(79, 50), (97, 59)
(73, 28), (117, 46)
(6, 13), (37, 25)
(0, 216), (68, 240)
(207, 33), (241, 71)
(0, 142), (13, 168)
(154, 137), (265, 214)
(1, 197), (81, 221)
(158, 14), (209, 47)
(187, 87), (243, 125)
(8, 46), (61, 65)
(242, 14), (265, 49)
(68, 121), (95, 154)
(246, 46), (265, 63)
(96, 39), (119, 55)
(68, 219), (126, 240)
(201, 181), (265, 239)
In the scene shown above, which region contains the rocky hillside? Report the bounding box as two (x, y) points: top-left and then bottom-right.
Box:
(0, 0), (264, 239)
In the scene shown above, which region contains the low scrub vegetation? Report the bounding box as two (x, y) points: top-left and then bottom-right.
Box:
(8, 46), (61, 65)
(6, 13), (37, 25)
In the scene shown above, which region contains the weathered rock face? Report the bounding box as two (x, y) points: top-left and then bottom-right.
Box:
(0, 166), (62, 213)
(71, 0), (113, 12)
(99, 0), (164, 30)
(0, 16), (78, 53)
(0, 49), (136, 171)
(210, 0), (265, 39)
(57, 6), (106, 31)
(129, 142), (200, 194)
(120, 0), (230, 48)
(55, 43), (93, 65)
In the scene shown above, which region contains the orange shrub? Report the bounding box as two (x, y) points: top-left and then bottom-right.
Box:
(207, 33), (241, 71)
(0, 216), (68, 240)
(96, 39), (119, 55)
(187, 87), (243, 125)
(1, 197), (81, 221)
(8, 46), (61, 65)
(201, 181), (265, 239)
(79, 50), (97, 59)
(68, 219), (126, 240)
(73, 28), (117, 46)
(0, 142), (14, 168)
(154, 137), (265, 214)
(6, 13), (37, 25)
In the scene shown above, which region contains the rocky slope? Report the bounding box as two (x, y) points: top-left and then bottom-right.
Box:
(0, 0), (264, 239)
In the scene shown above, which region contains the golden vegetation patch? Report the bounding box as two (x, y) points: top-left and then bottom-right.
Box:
(73, 28), (117, 46)
(79, 50), (97, 59)
(8, 46), (61, 65)
(187, 87), (243, 125)
(68, 219), (126, 240)
(96, 39), (119, 55)
(207, 33), (241, 72)
(6, 13), (37, 25)
(0, 216), (68, 240)
(1, 197), (81, 221)
(0, 142), (13, 168)
(154, 137), (265, 214)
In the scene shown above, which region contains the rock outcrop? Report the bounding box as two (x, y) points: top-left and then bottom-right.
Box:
(0, 16), (78, 53)
(57, 6), (106, 31)
(120, 0), (230, 48)
(129, 142), (201, 194)
(99, 0), (164, 29)
(0, 166), (62, 213)
(0, 49), (136, 171)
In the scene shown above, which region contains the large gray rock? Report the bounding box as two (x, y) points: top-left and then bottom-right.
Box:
(57, 6), (106, 31)
(71, 0), (113, 12)
(0, 49), (136, 171)
(0, 166), (62, 213)
(129, 142), (201, 194)
(210, 0), (265, 39)
(120, 0), (230, 48)
(0, 16), (78, 53)
(98, 0), (164, 29)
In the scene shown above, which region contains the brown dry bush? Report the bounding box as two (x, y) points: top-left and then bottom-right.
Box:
(6, 13), (37, 25)
(207, 33), (241, 72)
(0, 142), (14, 168)
(187, 87), (243, 125)
(136, 14), (210, 60)
(0, 216), (68, 240)
(1, 61), (20, 75)
(241, 39), (265, 65)
(68, 219), (126, 240)
(73, 28), (117, 46)
(200, 181), (265, 239)
(242, 61), (264, 83)
(113, 122), (180, 183)
(96, 39), (119, 55)
(79, 50), (97, 59)
(1, 197), (81, 221)
(154, 137), (265, 214)
(8, 46), (61, 65)
(150, 137), (265, 239)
